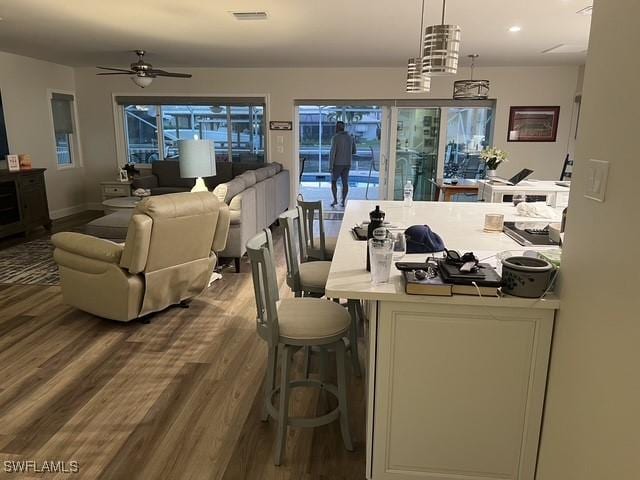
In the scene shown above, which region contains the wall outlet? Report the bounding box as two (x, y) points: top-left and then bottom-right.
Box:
(584, 159), (609, 202)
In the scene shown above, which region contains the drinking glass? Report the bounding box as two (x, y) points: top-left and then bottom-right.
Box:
(369, 238), (394, 285)
(392, 232), (407, 260)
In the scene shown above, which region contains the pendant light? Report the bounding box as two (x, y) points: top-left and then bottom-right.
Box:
(406, 0), (431, 93)
(422, 0), (461, 76)
(453, 54), (490, 99)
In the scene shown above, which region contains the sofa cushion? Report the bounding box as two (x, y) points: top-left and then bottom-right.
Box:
(214, 162), (233, 184)
(272, 162), (283, 173)
(237, 170), (257, 187)
(253, 167), (271, 182)
(152, 161), (194, 188)
(213, 177), (247, 204)
(232, 162), (266, 177)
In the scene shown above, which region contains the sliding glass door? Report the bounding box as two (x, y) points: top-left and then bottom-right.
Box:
(394, 108), (441, 201)
(386, 102), (495, 201)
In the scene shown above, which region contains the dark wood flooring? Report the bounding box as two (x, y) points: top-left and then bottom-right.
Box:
(0, 222), (366, 479)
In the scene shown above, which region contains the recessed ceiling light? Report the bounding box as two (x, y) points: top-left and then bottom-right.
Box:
(576, 6), (593, 15)
(509, 26), (522, 33)
(231, 11), (268, 20)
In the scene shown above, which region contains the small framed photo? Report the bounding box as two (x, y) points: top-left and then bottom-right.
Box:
(508, 106), (560, 142)
(6, 154), (20, 172)
(118, 169), (129, 182)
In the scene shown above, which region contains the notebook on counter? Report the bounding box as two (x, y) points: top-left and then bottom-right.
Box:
(403, 270), (452, 296)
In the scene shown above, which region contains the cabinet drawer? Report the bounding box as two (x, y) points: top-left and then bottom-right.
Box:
(103, 185), (130, 196)
(19, 174), (44, 188)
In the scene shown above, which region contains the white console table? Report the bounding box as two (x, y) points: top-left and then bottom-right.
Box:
(325, 201), (561, 480)
(478, 179), (570, 206)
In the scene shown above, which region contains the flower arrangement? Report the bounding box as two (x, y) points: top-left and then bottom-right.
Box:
(480, 147), (508, 170)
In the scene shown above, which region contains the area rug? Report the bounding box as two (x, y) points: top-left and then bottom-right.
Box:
(0, 237), (59, 286)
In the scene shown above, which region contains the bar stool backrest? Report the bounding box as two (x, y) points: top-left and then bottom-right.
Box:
(279, 209), (303, 294)
(296, 199), (327, 261)
(246, 229), (280, 346)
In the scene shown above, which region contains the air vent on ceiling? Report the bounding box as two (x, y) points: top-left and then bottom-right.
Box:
(576, 6), (593, 15)
(542, 44), (588, 54)
(232, 11), (268, 20)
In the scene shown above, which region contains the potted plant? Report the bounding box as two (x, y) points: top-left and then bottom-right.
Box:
(480, 147), (508, 178)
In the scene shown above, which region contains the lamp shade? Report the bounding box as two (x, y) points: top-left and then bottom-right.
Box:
(406, 58), (431, 93)
(422, 24), (461, 75)
(178, 139), (216, 178)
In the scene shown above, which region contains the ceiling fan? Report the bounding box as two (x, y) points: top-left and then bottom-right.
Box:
(96, 50), (192, 88)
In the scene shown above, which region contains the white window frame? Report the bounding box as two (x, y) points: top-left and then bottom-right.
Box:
(112, 93), (270, 169)
(47, 89), (82, 170)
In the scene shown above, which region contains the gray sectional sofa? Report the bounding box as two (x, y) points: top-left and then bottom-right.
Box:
(131, 160), (267, 195)
(213, 163), (290, 271)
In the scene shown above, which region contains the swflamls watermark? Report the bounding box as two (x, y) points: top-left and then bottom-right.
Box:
(3, 460), (80, 474)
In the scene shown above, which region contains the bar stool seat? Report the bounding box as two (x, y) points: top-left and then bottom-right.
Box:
(299, 262), (331, 291)
(277, 298), (350, 343)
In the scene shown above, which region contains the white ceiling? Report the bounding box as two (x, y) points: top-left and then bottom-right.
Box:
(0, 0), (591, 68)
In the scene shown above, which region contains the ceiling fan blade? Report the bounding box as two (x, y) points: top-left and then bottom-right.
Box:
(97, 72), (133, 75)
(151, 69), (192, 78)
(97, 66), (135, 73)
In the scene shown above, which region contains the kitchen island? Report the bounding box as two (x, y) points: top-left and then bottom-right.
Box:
(325, 201), (561, 480)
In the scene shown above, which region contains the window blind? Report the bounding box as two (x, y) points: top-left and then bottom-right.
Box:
(51, 93), (75, 134)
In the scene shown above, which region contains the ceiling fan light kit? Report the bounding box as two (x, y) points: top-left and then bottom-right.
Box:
(453, 54), (490, 99)
(132, 74), (154, 88)
(421, 0), (461, 76)
(406, 0), (431, 93)
(96, 50), (192, 88)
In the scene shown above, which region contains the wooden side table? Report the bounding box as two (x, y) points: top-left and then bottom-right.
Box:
(100, 180), (132, 201)
(433, 179), (479, 202)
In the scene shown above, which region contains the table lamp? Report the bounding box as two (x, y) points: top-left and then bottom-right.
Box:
(178, 139), (216, 192)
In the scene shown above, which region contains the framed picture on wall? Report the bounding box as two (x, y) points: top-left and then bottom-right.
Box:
(508, 106), (560, 142)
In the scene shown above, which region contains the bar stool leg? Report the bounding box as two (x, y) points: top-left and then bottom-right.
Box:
(262, 344), (278, 422)
(275, 345), (292, 466)
(347, 300), (362, 378)
(303, 346), (311, 378)
(335, 340), (354, 451)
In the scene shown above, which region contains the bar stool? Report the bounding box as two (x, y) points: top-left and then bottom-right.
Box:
(280, 208), (331, 298)
(297, 198), (337, 261)
(246, 229), (354, 465)
(280, 208), (361, 377)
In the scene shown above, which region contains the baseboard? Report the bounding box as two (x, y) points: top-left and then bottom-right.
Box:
(49, 202), (104, 220)
(49, 204), (88, 220)
(85, 202), (104, 211)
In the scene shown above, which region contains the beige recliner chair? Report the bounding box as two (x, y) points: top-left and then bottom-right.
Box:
(52, 192), (230, 322)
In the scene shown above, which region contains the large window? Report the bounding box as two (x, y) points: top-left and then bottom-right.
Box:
(50, 92), (78, 167)
(118, 98), (266, 164)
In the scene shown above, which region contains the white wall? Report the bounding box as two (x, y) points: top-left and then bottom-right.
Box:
(74, 65), (580, 204)
(537, 1), (639, 478)
(0, 52), (86, 218)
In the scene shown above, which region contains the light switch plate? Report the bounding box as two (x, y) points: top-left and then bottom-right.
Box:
(276, 145), (284, 154)
(276, 135), (284, 145)
(584, 159), (609, 202)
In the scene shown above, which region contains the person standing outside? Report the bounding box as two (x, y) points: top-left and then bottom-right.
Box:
(329, 121), (357, 207)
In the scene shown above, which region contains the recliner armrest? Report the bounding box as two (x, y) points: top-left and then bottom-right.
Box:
(52, 232), (124, 264)
(131, 174), (159, 190)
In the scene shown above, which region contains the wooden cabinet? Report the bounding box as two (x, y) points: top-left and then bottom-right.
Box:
(0, 169), (51, 238)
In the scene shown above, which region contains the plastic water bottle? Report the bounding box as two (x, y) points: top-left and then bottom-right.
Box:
(403, 180), (414, 207)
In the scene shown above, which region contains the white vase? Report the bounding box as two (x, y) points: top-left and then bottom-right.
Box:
(486, 169), (497, 179)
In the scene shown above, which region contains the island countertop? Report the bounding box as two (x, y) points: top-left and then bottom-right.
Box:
(325, 200), (561, 309)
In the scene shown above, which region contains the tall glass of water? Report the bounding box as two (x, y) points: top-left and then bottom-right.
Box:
(392, 232), (407, 261)
(369, 237), (394, 285)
